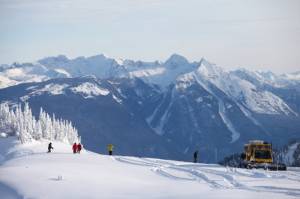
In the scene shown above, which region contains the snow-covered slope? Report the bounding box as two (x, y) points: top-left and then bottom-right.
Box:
(0, 63), (69, 88)
(1, 137), (300, 199)
(194, 59), (296, 116)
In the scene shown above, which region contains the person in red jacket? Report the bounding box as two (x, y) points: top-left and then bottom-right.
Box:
(72, 143), (77, 154)
(77, 143), (82, 154)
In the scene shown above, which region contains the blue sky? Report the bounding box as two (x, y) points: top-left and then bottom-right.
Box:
(0, 0), (299, 73)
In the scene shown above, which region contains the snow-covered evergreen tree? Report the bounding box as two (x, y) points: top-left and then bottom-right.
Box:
(0, 102), (78, 144)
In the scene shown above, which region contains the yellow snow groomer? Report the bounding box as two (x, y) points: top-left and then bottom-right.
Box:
(240, 140), (286, 171)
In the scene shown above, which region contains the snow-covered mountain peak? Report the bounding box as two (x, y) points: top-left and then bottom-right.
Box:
(125, 54), (196, 88)
(256, 70), (277, 80)
(86, 54), (118, 64)
(1, 53), (300, 101)
(232, 68), (298, 88)
(164, 53), (190, 69)
(38, 55), (69, 66)
(193, 61), (297, 116)
(197, 58), (226, 79)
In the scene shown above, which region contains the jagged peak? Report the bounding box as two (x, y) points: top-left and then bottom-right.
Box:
(164, 53), (190, 68)
(199, 57), (210, 65)
(38, 55), (69, 63)
(88, 53), (110, 60)
(197, 58), (225, 78)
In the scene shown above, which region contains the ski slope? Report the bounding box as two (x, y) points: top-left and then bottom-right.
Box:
(0, 137), (300, 199)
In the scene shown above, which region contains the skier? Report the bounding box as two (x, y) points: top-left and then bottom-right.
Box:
(193, 150), (198, 163)
(107, 144), (114, 155)
(48, 142), (53, 153)
(72, 143), (77, 154)
(77, 143), (82, 154)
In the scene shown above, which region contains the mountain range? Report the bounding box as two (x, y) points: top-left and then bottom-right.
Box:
(0, 54), (299, 162)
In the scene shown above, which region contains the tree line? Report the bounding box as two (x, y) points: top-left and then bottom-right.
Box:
(0, 102), (78, 144)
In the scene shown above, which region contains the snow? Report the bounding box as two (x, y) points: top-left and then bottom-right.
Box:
(1, 54), (299, 92)
(0, 137), (300, 199)
(31, 83), (69, 96)
(226, 104), (233, 109)
(0, 133), (7, 138)
(0, 64), (51, 88)
(116, 88), (127, 99)
(196, 59), (296, 116)
(125, 54), (197, 88)
(283, 72), (300, 81)
(152, 98), (173, 136)
(4, 68), (24, 77)
(21, 83), (69, 100)
(175, 73), (195, 90)
(193, 73), (240, 143)
(233, 69), (300, 89)
(129, 67), (166, 78)
(54, 68), (71, 78)
(182, 96), (202, 134)
(70, 82), (110, 98)
(112, 95), (122, 104)
(196, 97), (203, 103)
(284, 143), (299, 166)
(218, 99), (240, 143)
(146, 89), (175, 136)
(115, 58), (124, 65)
(20, 83), (70, 100)
(0, 75), (17, 88)
(235, 103), (267, 133)
(0, 54), (298, 118)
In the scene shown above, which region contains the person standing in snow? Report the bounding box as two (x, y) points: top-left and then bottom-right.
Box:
(107, 144), (114, 155)
(72, 143), (77, 154)
(48, 142), (53, 153)
(77, 143), (82, 154)
(193, 150), (198, 163)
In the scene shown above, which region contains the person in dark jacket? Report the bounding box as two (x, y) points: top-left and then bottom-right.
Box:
(193, 150), (198, 163)
(48, 142), (53, 153)
(72, 143), (77, 154)
(77, 143), (82, 154)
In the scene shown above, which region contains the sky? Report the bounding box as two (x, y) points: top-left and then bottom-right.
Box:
(0, 0), (299, 73)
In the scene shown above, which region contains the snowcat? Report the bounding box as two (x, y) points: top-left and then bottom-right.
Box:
(240, 140), (286, 171)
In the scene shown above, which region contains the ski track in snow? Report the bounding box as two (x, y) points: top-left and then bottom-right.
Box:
(115, 156), (300, 197)
(1, 138), (300, 199)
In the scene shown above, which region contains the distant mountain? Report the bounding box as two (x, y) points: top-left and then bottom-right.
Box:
(1, 54), (300, 89)
(0, 54), (299, 162)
